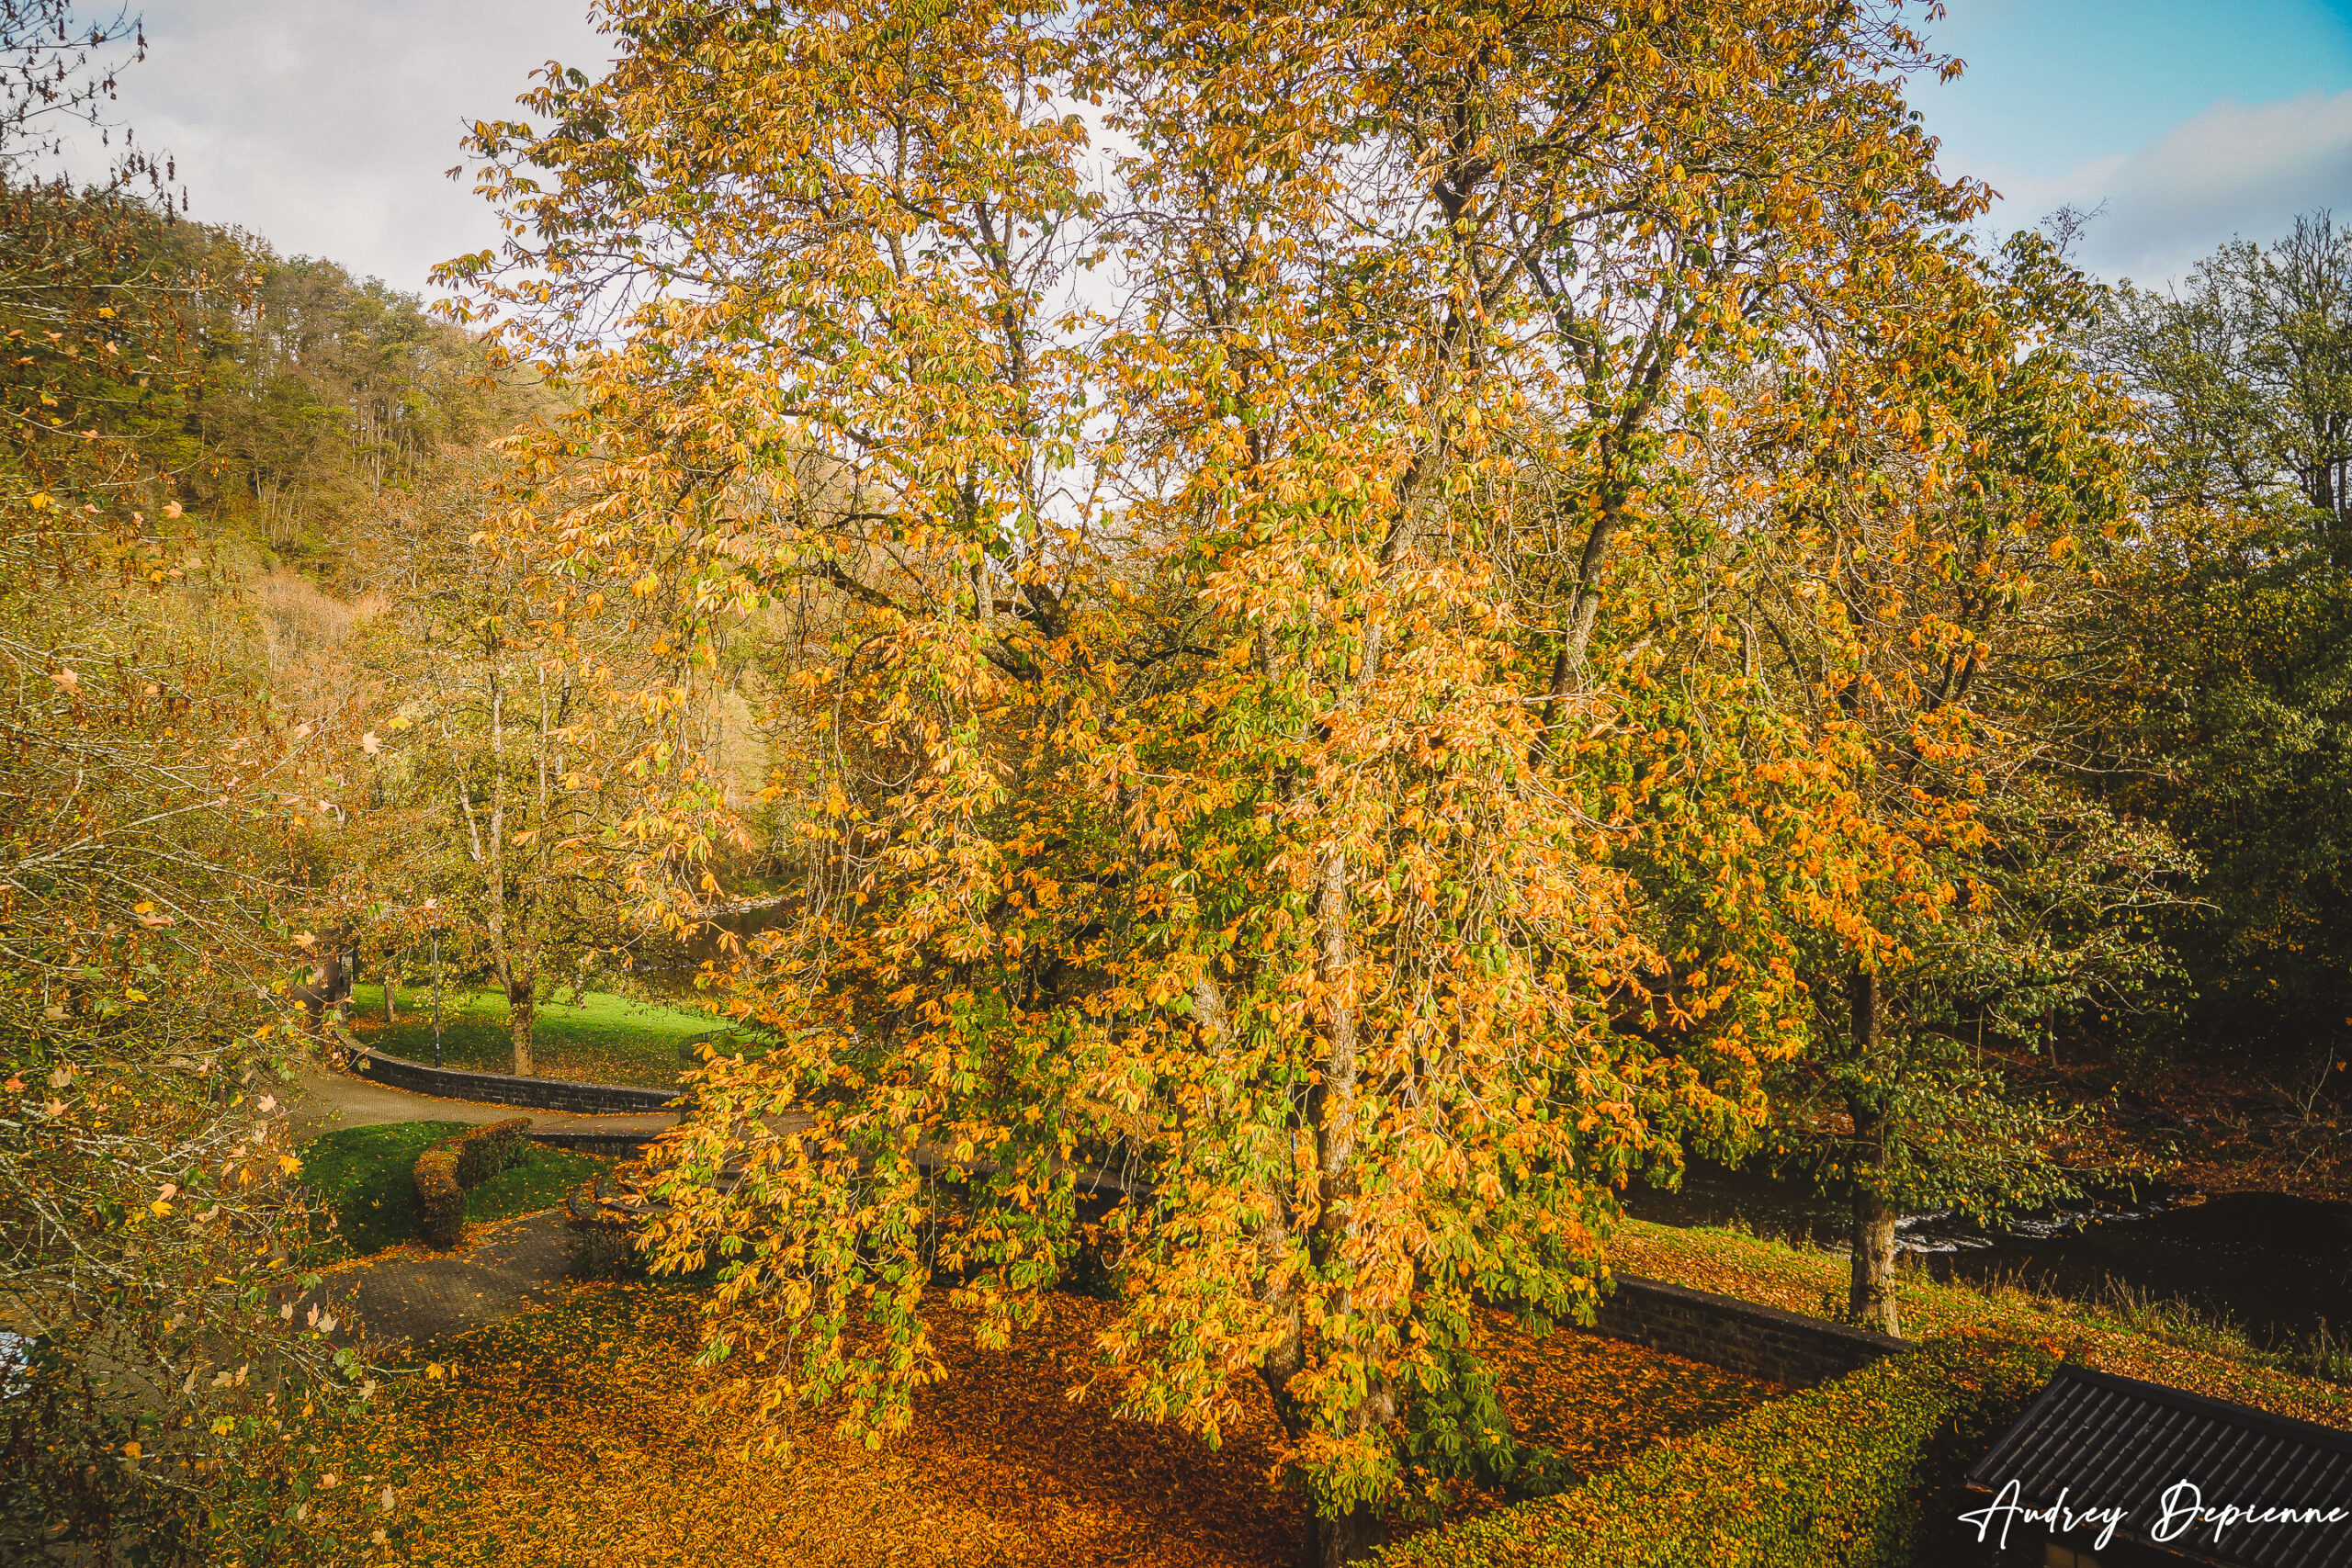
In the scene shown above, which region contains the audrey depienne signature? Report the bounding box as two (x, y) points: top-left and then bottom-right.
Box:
(1960, 1478), (2351, 1552)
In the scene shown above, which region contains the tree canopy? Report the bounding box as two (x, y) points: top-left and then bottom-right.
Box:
(429, 1), (2175, 1556)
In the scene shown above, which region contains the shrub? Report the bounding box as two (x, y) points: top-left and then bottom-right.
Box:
(450, 1117), (531, 1188)
(1375, 1333), (2060, 1568)
(413, 1146), (464, 1248)
(410, 1119), (533, 1248)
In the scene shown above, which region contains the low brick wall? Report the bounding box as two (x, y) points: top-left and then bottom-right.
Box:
(346, 1047), (679, 1116)
(1589, 1272), (1905, 1387)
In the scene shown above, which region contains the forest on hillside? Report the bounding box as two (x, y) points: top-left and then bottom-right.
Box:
(7, 1), (2352, 1563)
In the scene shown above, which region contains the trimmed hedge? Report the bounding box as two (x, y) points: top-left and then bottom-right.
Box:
(411, 1118), (532, 1248)
(1376, 1333), (2061, 1568)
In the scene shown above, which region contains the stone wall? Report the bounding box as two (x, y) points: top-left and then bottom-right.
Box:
(346, 1048), (678, 1116)
(1590, 1273), (1905, 1387)
(530, 1129), (663, 1158)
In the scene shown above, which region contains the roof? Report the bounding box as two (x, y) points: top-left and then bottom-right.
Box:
(1964, 1363), (2352, 1568)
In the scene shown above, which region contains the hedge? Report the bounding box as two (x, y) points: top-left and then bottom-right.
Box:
(411, 1118), (532, 1248)
(1375, 1332), (2061, 1568)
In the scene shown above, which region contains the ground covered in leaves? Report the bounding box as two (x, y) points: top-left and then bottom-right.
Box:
(1471, 1312), (1780, 1490)
(316, 1283), (1777, 1567)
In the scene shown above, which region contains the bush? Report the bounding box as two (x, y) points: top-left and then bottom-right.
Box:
(411, 1118), (532, 1248)
(450, 1117), (531, 1187)
(1375, 1333), (2060, 1568)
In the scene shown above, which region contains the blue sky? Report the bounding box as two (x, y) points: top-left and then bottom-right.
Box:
(80, 2), (2352, 297)
(1918, 0), (2352, 281)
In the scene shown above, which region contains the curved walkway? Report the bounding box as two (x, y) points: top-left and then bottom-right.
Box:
(290, 1210), (589, 1353)
(286, 1050), (681, 1351)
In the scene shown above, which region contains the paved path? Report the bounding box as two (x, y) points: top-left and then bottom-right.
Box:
(282, 1056), (1122, 1350)
(284, 1050), (678, 1350)
(289, 1211), (590, 1352)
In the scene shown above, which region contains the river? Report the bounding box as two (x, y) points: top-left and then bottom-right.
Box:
(1623, 1163), (2352, 1350)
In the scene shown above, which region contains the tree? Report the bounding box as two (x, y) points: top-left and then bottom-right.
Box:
(341, 453), (688, 1077)
(1704, 230), (2188, 1334)
(0, 0), (171, 194)
(442, 1), (2080, 1558)
(2090, 214), (2352, 1062)
(2102, 215), (2352, 560)
(1, 7), (363, 1560)
(181, 247), (504, 557)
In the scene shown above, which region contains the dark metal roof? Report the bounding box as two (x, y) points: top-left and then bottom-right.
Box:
(1964, 1363), (2352, 1567)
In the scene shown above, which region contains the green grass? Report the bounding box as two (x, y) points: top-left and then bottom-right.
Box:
(298, 1121), (612, 1260)
(344, 983), (729, 1089)
(1612, 1216), (2352, 1431)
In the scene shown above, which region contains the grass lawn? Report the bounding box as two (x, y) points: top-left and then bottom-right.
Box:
(1613, 1216), (2352, 1430)
(299, 1121), (612, 1260)
(344, 983), (729, 1089)
(307, 1284), (1775, 1568)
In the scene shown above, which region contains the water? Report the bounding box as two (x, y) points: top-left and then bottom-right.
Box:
(0, 1330), (29, 1399)
(1623, 1163), (2352, 1348)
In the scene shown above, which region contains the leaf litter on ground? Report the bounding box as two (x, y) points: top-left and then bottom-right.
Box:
(313, 1281), (1779, 1566)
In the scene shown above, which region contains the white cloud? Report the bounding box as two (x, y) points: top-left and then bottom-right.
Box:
(58, 1), (608, 299)
(1958, 90), (2352, 285)
(1948, 150), (2124, 236)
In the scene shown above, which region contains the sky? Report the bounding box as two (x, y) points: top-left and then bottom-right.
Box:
(50, 0), (2352, 299)
(64, 0), (609, 299)
(1919, 0), (2352, 283)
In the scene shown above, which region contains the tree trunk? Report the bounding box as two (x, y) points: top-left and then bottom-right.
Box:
(1849, 1185), (1902, 1337)
(506, 974), (536, 1078)
(294, 955), (334, 1041)
(483, 664), (536, 1076)
(296, 940), (356, 1039)
(494, 957), (535, 1072)
(1266, 1356), (1391, 1568)
(1844, 966), (1903, 1337)
(384, 958), (398, 1025)
(1296, 1379), (1396, 1566)
(1308, 1506), (1381, 1568)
